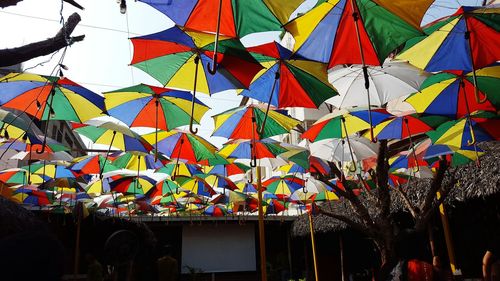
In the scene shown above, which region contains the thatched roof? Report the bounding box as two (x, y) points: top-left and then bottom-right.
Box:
(292, 141), (500, 237)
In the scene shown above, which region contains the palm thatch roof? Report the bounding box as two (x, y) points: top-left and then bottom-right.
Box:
(292, 141), (500, 237)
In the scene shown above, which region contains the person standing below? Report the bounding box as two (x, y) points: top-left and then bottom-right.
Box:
(86, 253), (104, 281)
(157, 245), (178, 281)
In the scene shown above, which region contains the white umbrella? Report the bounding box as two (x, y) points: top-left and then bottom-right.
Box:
(310, 136), (379, 163)
(326, 60), (429, 108)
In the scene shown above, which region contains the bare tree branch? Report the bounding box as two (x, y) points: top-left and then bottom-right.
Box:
(0, 0), (22, 8)
(0, 12), (84, 67)
(394, 185), (418, 218)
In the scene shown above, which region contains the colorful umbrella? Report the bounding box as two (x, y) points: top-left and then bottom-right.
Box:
(156, 163), (203, 177)
(204, 204), (230, 217)
(70, 155), (120, 176)
(397, 6), (500, 103)
(130, 26), (262, 133)
(174, 175), (216, 198)
(284, 0), (422, 136)
(72, 123), (152, 153)
(263, 175), (305, 196)
(370, 115), (449, 140)
(310, 136), (379, 164)
(0, 168), (45, 185)
(212, 104), (300, 140)
(110, 175), (157, 195)
(112, 152), (164, 171)
(405, 66), (500, 118)
(197, 174), (238, 191)
(240, 41), (337, 108)
(104, 84), (210, 156)
(142, 130), (217, 164)
(302, 108), (391, 142)
(235, 181), (258, 194)
(426, 112), (500, 149)
(218, 139), (288, 168)
(0, 73), (105, 122)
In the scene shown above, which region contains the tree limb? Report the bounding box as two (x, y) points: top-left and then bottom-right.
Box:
(0, 12), (84, 67)
(0, 0), (22, 8)
(394, 185), (418, 219)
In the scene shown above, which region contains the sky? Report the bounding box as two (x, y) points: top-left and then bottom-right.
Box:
(0, 0), (485, 149)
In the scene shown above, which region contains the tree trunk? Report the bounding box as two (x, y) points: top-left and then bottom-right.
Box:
(373, 238), (398, 281)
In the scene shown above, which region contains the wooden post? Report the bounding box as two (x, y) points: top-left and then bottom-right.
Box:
(436, 191), (460, 276)
(256, 166), (267, 281)
(308, 212), (319, 281)
(73, 210), (82, 281)
(340, 234), (346, 281)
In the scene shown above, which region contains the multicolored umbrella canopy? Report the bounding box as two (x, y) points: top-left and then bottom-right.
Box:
(174, 175), (216, 197)
(110, 175), (157, 195)
(0, 73), (105, 122)
(0, 109), (38, 140)
(263, 175), (305, 196)
(139, 0), (300, 37)
(235, 181), (258, 194)
(72, 123), (152, 153)
(198, 174), (238, 191)
(70, 155), (120, 175)
(156, 163), (203, 177)
(212, 104), (300, 140)
(397, 6), (500, 72)
(326, 60), (430, 108)
(284, 0), (421, 67)
(370, 115), (449, 140)
(0, 133), (69, 153)
(112, 152), (164, 171)
(204, 204), (230, 217)
(0, 168), (45, 185)
(149, 179), (183, 204)
(405, 66), (500, 118)
(240, 42), (337, 109)
(426, 112), (500, 149)
(131, 26), (262, 94)
(103, 84), (210, 130)
(218, 139), (288, 167)
(24, 162), (75, 180)
(302, 108), (391, 142)
(142, 130), (217, 163)
(204, 162), (250, 177)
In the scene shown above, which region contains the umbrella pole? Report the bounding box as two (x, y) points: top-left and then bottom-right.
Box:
(308, 211), (319, 281)
(99, 131), (116, 180)
(155, 98), (159, 162)
(189, 56), (200, 134)
(27, 145), (33, 185)
(459, 80), (480, 165)
(258, 70), (280, 135)
(37, 85), (57, 154)
(207, 0), (223, 75)
(464, 19), (487, 104)
(171, 138), (184, 181)
(349, 0), (376, 142)
(341, 117), (357, 173)
(403, 118), (420, 172)
(436, 191), (460, 276)
(256, 165), (268, 281)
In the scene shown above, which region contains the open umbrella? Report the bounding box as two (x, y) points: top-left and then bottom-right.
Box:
(0, 73), (105, 153)
(70, 155), (120, 176)
(103, 84), (210, 158)
(139, 0), (300, 76)
(397, 6), (500, 103)
(263, 175), (305, 196)
(284, 0), (422, 137)
(239, 42), (337, 132)
(112, 152), (164, 171)
(405, 65), (500, 118)
(218, 138), (288, 169)
(212, 104), (300, 140)
(130, 26), (262, 133)
(326, 60), (430, 109)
